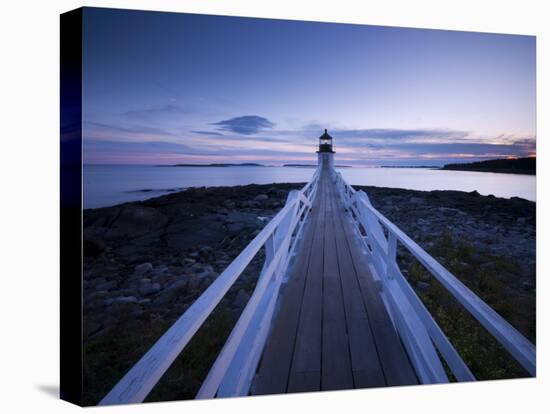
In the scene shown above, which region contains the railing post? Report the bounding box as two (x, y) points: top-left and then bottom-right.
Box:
(259, 233), (275, 279)
(386, 233), (397, 280)
(272, 190), (299, 280)
(196, 190), (302, 398)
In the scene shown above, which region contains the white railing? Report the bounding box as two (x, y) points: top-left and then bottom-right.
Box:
(332, 170), (536, 382)
(100, 169), (320, 405)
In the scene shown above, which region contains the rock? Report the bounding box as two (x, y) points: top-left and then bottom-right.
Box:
(87, 290), (110, 301)
(254, 194), (269, 202)
(182, 257), (196, 265)
(190, 263), (204, 273)
(415, 281), (431, 292)
(223, 200), (236, 209)
(232, 289), (250, 308)
(188, 268), (213, 291)
(90, 277), (107, 287)
(167, 265), (184, 275)
(139, 282), (161, 296)
(151, 272), (174, 286)
(242, 200), (260, 208)
(133, 262), (153, 277)
(153, 278), (188, 305)
(437, 207), (466, 216)
(109, 205), (168, 237)
(105, 296), (138, 306)
(200, 246), (213, 254)
(95, 280), (117, 291)
(152, 265), (169, 275)
(110, 288), (135, 297)
(408, 197), (424, 205)
(227, 222), (245, 233)
(84, 319), (103, 338)
(187, 275), (202, 291)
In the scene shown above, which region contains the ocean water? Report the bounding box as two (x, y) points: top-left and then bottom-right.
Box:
(83, 165), (536, 209)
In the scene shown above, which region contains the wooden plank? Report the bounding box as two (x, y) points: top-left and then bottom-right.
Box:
(321, 178), (353, 390)
(328, 184), (386, 388)
(287, 175), (327, 392)
(340, 209), (418, 386)
(253, 182), (323, 395)
(255, 171), (417, 396)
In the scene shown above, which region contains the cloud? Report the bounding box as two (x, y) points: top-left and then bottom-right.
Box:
(211, 115), (275, 135)
(331, 128), (470, 142)
(88, 121), (176, 137)
(122, 103), (190, 120)
(383, 141), (535, 156)
(191, 130), (225, 136)
(84, 139), (194, 154)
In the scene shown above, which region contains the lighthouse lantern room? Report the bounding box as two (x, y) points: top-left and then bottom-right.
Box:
(317, 129), (335, 169)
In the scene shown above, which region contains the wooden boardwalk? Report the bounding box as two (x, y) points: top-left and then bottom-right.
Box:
(253, 168), (418, 395)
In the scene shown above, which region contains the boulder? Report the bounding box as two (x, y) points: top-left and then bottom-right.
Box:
(153, 278), (189, 305)
(227, 222), (245, 233)
(200, 246), (213, 254)
(188, 268), (214, 291)
(139, 282), (161, 296)
(408, 197), (424, 205)
(95, 280), (118, 291)
(133, 262), (153, 277)
(87, 290), (110, 301)
(223, 200), (236, 209)
(109, 205), (168, 237)
(105, 296), (138, 306)
(182, 257), (196, 265)
(90, 277), (107, 287)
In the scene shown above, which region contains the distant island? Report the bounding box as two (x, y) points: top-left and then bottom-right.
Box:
(380, 165), (438, 169)
(164, 163), (354, 168)
(441, 157), (535, 175)
(168, 163), (265, 167)
(283, 164), (352, 168)
(283, 164), (316, 168)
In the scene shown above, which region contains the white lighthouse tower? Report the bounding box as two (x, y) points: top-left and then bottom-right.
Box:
(317, 129), (335, 170)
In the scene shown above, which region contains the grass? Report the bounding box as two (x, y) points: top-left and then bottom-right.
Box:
(400, 231), (535, 381)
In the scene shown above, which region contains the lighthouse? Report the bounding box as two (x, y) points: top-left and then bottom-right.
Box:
(317, 129), (335, 169)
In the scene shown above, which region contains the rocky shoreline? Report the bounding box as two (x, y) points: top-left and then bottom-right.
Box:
(82, 182), (536, 404)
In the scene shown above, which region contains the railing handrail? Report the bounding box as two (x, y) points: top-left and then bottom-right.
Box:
(100, 169), (320, 405)
(332, 170), (536, 378)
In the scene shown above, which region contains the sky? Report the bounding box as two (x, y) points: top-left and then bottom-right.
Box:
(82, 7), (536, 166)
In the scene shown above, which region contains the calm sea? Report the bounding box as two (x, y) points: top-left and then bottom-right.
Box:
(83, 165), (536, 209)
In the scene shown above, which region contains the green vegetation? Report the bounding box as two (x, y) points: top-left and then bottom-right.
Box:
(83, 305), (240, 405)
(400, 232), (535, 380)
